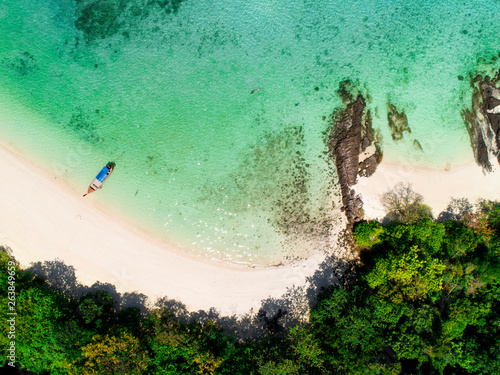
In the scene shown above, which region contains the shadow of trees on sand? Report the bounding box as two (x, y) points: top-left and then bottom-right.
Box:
(26, 250), (357, 340)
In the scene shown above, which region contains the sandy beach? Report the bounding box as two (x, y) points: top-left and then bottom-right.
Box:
(0, 140), (347, 317)
(356, 158), (500, 220)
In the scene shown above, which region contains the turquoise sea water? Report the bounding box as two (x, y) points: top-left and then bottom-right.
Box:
(1, 0), (499, 264)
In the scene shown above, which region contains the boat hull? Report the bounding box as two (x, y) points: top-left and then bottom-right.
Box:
(83, 163), (115, 196)
(87, 179), (103, 194)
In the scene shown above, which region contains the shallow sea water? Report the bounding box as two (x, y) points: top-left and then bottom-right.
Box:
(0, 0), (499, 264)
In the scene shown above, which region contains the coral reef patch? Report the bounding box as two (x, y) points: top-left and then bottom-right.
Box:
(74, 0), (187, 42)
(1, 51), (38, 76)
(66, 108), (103, 144)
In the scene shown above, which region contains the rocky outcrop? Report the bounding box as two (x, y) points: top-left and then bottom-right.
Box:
(359, 109), (383, 178)
(462, 74), (500, 172)
(358, 154), (380, 177)
(328, 82), (382, 224)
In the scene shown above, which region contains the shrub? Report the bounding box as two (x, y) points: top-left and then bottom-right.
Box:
(353, 221), (383, 248)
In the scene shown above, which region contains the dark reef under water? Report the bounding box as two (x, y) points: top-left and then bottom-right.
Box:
(75, 0), (187, 42)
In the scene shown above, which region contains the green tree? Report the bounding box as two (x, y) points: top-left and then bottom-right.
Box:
(76, 291), (116, 332)
(364, 244), (446, 302)
(309, 285), (404, 374)
(353, 221), (383, 248)
(72, 331), (149, 375)
(147, 309), (233, 375)
(287, 325), (325, 371)
(383, 220), (445, 255)
(12, 286), (74, 374)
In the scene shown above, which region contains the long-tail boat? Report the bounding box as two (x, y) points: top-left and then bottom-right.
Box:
(83, 162), (115, 197)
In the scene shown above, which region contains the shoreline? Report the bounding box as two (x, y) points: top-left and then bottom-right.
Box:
(0, 140), (347, 316)
(355, 157), (500, 221)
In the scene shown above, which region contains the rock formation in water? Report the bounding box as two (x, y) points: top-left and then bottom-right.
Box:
(413, 139), (423, 151)
(462, 73), (500, 172)
(328, 81), (382, 224)
(387, 102), (411, 141)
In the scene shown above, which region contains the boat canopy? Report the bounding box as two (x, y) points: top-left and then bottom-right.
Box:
(95, 167), (109, 182)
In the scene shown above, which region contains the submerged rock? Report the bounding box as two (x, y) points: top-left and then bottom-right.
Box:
(413, 139), (423, 151)
(462, 73), (500, 172)
(387, 102), (411, 141)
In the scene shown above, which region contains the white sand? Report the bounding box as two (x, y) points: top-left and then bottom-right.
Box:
(0, 141), (346, 316)
(356, 157), (500, 220)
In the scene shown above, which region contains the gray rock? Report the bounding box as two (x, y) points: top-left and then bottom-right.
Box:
(462, 75), (500, 172)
